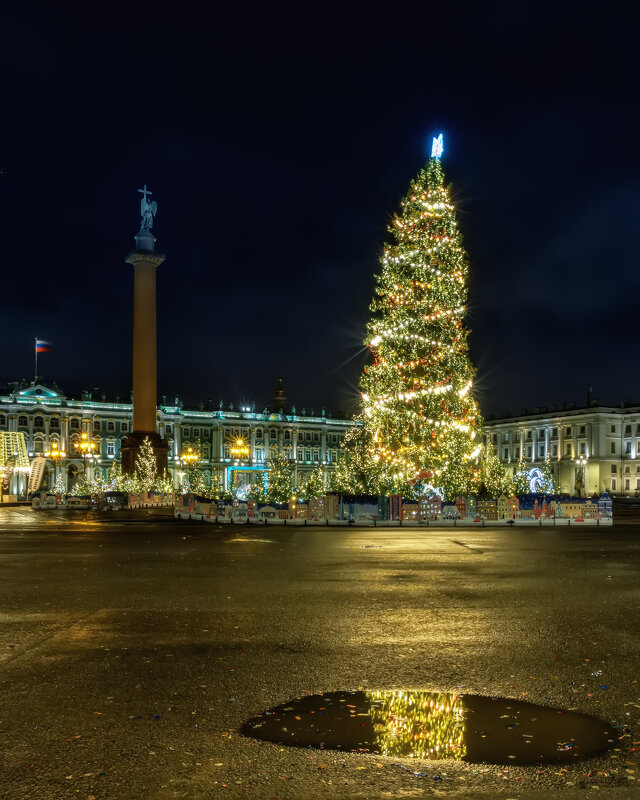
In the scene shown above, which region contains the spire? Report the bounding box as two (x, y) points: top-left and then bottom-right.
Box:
(273, 377), (287, 412)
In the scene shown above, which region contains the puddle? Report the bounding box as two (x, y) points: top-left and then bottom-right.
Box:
(240, 690), (614, 764)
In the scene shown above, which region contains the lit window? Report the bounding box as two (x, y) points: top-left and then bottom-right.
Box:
(107, 441), (116, 456)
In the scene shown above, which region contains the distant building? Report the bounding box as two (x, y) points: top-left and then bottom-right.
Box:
(0, 381), (352, 494)
(484, 402), (640, 496)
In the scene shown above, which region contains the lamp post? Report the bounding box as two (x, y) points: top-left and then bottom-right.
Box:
(75, 432), (97, 481)
(44, 440), (66, 493)
(574, 455), (588, 498)
(181, 446), (199, 489)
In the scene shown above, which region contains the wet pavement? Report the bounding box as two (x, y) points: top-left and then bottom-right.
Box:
(0, 507), (639, 799)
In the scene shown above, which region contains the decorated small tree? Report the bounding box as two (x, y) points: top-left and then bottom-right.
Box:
(53, 472), (66, 495)
(513, 457), (530, 495)
(134, 436), (158, 493)
(108, 459), (123, 490)
(541, 454), (555, 494)
(265, 451), (293, 504)
(481, 444), (514, 498)
(297, 466), (326, 501)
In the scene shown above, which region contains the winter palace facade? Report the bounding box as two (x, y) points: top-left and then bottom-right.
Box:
(0, 382), (351, 495)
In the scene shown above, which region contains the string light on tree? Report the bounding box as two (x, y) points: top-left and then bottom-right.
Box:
(357, 134), (483, 499)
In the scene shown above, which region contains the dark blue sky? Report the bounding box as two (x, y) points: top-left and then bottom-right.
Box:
(1, 2), (638, 418)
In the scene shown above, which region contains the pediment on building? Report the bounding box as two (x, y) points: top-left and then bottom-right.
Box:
(11, 384), (65, 402)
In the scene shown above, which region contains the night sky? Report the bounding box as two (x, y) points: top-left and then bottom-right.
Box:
(1, 3), (638, 419)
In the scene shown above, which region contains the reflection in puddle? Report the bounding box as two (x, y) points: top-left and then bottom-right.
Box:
(240, 690), (614, 764)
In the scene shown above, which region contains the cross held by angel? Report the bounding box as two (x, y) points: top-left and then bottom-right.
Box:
(139, 184), (157, 230)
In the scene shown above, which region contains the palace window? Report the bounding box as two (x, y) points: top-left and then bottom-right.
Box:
(193, 428), (200, 438)
(18, 416), (28, 426)
(270, 429), (276, 439)
(625, 425), (632, 436)
(256, 428), (263, 439)
(611, 442), (616, 454)
(503, 448), (508, 459)
(551, 428), (558, 438)
(580, 425), (586, 435)
(503, 432), (509, 442)
(552, 444), (558, 456)
(297, 450), (304, 462)
(611, 464), (617, 474)
(565, 444), (572, 456)
(527, 446), (532, 458)
(305, 432), (311, 441)
(50, 417), (59, 428)
(612, 478), (617, 491)
(565, 426), (572, 437)
(305, 449), (311, 461)
(165, 424), (172, 434)
(313, 433), (319, 442)
(121, 422), (128, 432)
(313, 449), (320, 461)
(285, 429), (291, 440)
(256, 448), (264, 462)
(203, 445), (210, 459)
(625, 479), (630, 490)
(0, 415), (5, 426)
(626, 441), (632, 454)
(625, 465), (631, 474)
(611, 424), (616, 433)
(107, 440), (116, 456)
(93, 420), (100, 431)
(538, 445), (544, 459)
(580, 442), (586, 455)
(34, 416), (44, 428)
(34, 437), (44, 454)
(107, 421), (115, 432)
(515, 446), (520, 458)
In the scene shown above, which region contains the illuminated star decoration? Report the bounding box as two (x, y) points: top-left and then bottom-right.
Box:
(431, 133), (444, 159)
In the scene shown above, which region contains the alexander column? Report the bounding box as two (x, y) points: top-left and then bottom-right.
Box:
(120, 185), (169, 475)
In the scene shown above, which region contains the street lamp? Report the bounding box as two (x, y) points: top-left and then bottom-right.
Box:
(44, 440), (66, 492)
(74, 432), (97, 479)
(574, 455), (588, 498)
(230, 437), (250, 460)
(180, 446), (199, 487)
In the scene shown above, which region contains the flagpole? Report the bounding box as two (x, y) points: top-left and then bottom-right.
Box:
(34, 338), (37, 383)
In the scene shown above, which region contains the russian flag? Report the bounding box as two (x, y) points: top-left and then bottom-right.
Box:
(36, 339), (51, 353)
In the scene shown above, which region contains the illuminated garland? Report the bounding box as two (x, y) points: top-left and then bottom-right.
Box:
(356, 138), (483, 498)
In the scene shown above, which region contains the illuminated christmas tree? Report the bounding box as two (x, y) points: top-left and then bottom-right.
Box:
(513, 456), (530, 494)
(297, 465), (326, 500)
(134, 435), (158, 492)
(359, 135), (482, 499)
(265, 451), (293, 504)
(481, 443), (513, 498)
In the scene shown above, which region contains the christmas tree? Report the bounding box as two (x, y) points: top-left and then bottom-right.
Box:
(513, 457), (530, 495)
(265, 451), (293, 504)
(134, 436), (158, 492)
(359, 135), (482, 499)
(481, 443), (513, 498)
(297, 465), (326, 500)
